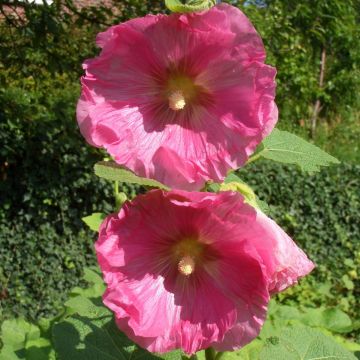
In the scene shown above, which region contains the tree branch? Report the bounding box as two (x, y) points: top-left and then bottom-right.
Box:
(310, 47), (326, 138)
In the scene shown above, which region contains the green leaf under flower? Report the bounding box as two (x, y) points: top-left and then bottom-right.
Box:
(53, 297), (182, 360)
(250, 129), (340, 172)
(165, 0), (217, 13)
(259, 325), (357, 360)
(208, 173), (270, 214)
(0, 318), (55, 360)
(94, 161), (169, 190)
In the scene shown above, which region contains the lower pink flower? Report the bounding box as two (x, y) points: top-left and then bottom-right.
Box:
(96, 190), (314, 354)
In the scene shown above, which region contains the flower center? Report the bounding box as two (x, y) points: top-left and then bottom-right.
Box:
(168, 90), (186, 111)
(172, 237), (204, 276)
(178, 255), (195, 276)
(166, 75), (198, 112)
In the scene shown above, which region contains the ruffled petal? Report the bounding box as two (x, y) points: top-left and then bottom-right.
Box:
(254, 210), (316, 293)
(77, 4), (277, 190)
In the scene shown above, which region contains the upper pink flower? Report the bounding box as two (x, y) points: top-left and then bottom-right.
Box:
(96, 190), (314, 354)
(77, 4), (277, 190)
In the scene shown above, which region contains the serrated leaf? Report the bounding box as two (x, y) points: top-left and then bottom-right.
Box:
(53, 300), (182, 360)
(82, 212), (106, 232)
(165, 0), (216, 13)
(260, 129), (339, 172)
(259, 325), (357, 360)
(94, 161), (169, 190)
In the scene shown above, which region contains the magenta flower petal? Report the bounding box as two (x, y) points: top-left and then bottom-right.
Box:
(77, 4), (277, 190)
(96, 190), (313, 353)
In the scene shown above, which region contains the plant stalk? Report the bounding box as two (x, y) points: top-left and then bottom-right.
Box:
(310, 47), (326, 138)
(205, 348), (216, 360)
(114, 180), (120, 209)
(246, 150), (264, 164)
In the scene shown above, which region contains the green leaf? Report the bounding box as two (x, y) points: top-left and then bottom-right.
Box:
(0, 346), (19, 360)
(0, 318), (55, 360)
(259, 129), (339, 172)
(53, 299), (181, 360)
(67, 267), (105, 300)
(259, 325), (357, 360)
(82, 212), (106, 232)
(82, 267), (104, 285)
(94, 161), (169, 190)
(221, 173), (270, 214)
(223, 339), (263, 360)
(1, 318), (40, 351)
(341, 275), (354, 290)
(300, 308), (353, 334)
(64, 296), (101, 317)
(165, 0), (217, 13)
(25, 338), (56, 360)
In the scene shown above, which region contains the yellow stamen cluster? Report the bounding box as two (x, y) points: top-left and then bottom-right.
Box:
(168, 90), (186, 111)
(178, 255), (196, 276)
(172, 238), (204, 276)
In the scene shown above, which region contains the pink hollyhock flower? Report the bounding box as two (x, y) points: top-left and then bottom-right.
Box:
(77, 3), (277, 190)
(96, 190), (314, 354)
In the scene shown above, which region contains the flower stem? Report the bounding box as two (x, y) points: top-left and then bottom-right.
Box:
(205, 348), (216, 360)
(215, 352), (225, 360)
(246, 150), (264, 164)
(114, 180), (120, 209)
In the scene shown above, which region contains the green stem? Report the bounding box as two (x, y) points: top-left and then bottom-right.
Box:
(205, 348), (216, 360)
(114, 180), (120, 209)
(215, 352), (225, 360)
(246, 150), (264, 164)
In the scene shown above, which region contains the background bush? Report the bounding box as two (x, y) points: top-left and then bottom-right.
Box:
(239, 162), (360, 339)
(0, 0), (359, 342)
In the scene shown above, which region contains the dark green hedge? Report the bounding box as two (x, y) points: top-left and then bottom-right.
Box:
(239, 161), (360, 272)
(239, 162), (360, 329)
(239, 162), (360, 275)
(0, 82), (110, 320)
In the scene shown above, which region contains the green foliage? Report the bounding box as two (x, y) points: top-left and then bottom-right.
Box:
(231, 301), (360, 359)
(0, 268), (183, 360)
(254, 129), (339, 172)
(1, 269), (359, 360)
(315, 113), (360, 164)
(209, 173), (270, 214)
(237, 0), (360, 136)
(0, 0), (163, 322)
(82, 213), (106, 232)
(238, 162), (360, 340)
(165, 0), (217, 13)
(53, 302), (153, 360)
(259, 325), (356, 360)
(0, 318), (55, 360)
(95, 161), (169, 190)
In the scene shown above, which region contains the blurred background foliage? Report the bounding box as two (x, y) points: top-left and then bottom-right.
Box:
(0, 0), (359, 345)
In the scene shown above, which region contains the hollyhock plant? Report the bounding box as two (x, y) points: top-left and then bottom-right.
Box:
(77, 3), (277, 190)
(96, 190), (314, 354)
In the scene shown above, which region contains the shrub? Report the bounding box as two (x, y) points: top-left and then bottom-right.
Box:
(238, 161), (360, 337)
